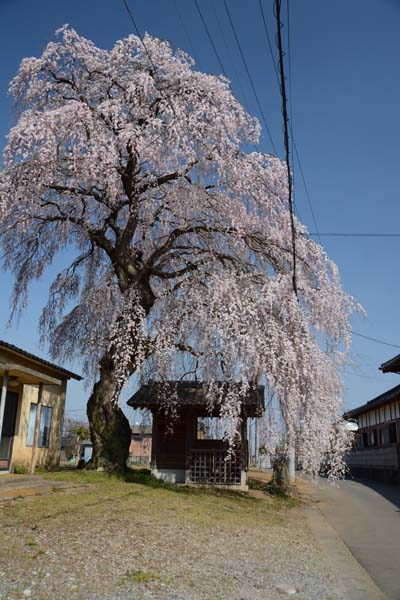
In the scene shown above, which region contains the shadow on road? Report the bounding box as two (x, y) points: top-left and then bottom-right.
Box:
(350, 476), (400, 510)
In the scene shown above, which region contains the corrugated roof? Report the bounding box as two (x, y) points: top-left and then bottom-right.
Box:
(380, 353), (400, 374)
(128, 381), (264, 414)
(345, 383), (400, 419)
(0, 339), (82, 381)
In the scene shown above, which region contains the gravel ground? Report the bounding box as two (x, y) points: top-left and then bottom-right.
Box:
(0, 470), (342, 600)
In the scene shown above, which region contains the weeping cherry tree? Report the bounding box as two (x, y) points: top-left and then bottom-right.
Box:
(0, 26), (360, 472)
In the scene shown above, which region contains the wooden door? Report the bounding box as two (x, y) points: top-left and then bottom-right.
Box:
(0, 391), (19, 470)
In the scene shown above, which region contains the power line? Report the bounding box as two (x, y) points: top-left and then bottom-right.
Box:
(173, 0), (200, 67)
(352, 331), (400, 350)
(291, 137), (322, 244)
(209, 1), (253, 114)
(192, 0), (258, 152)
(309, 232), (400, 238)
(223, 0), (278, 154)
(286, 0), (295, 213)
(258, 0), (322, 245)
(259, 0), (280, 84)
(122, 0), (192, 152)
(122, 0), (219, 162)
(122, 0), (145, 42)
(193, 0), (227, 77)
(274, 0), (298, 296)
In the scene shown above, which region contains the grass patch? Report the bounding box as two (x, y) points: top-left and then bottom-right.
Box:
(248, 478), (268, 491)
(3, 467), (298, 534)
(248, 476), (298, 507)
(0, 468), (309, 600)
(119, 569), (161, 586)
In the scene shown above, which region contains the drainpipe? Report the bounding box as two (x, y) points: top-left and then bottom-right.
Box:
(29, 383), (43, 475)
(0, 370), (9, 444)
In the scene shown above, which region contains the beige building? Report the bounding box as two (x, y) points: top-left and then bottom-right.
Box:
(0, 340), (81, 472)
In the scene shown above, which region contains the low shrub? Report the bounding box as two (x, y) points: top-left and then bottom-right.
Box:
(13, 463), (29, 474)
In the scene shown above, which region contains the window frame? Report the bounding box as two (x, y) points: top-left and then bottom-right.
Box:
(26, 403), (37, 447)
(38, 405), (53, 449)
(25, 403), (53, 449)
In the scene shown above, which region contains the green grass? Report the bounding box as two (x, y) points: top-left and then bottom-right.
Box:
(119, 569), (161, 586)
(0, 474), (304, 599)
(6, 466), (297, 532)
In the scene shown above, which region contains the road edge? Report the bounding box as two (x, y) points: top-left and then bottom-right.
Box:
(305, 505), (387, 600)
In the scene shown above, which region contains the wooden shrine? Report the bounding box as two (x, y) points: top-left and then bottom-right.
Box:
(127, 381), (264, 490)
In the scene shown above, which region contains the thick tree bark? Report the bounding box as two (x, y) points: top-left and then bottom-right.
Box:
(85, 272), (154, 471)
(86, 353), (132, 471)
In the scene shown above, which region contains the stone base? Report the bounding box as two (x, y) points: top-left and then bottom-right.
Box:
(151, 466), (249, 491)
(151, 467), (186, 484)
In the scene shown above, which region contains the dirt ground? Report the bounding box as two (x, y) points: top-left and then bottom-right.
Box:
(0, 468), (342, 600)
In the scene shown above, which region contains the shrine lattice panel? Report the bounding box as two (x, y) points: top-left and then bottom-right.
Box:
(190, 449), (241, 485)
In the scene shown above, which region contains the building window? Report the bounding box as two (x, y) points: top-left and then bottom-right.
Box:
(362, 429), (376, 447)
(39, 406), (52, 448)
(355, 433), (363, 449)
(26, 403), (37, 446)
(381, 423), (397, 446)
(26, 404), (52, 448)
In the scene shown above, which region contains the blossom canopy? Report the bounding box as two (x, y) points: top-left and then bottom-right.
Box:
(0, 26), (360, 475)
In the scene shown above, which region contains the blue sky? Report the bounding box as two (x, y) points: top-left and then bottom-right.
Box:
(1, 0), (400, 420)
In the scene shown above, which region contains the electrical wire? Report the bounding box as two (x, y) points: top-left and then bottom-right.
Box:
(193, 0), (227, 77)
(173, 0), (200, 68)
(308, 232), (400, 238)
(122, 0), (178, 121)
(223, 0), (278, 154)
(291, 137), (322, 244)
(351, 331), (400, 350)
(259, 0), (322, 245)
(259, 0), (280, 84)
(122, 0), (219, 163)
(192, 0), (258, 152)
(209, 1), (253, 115)
(286, 0), (294, 201)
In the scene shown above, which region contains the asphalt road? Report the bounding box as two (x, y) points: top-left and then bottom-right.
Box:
(312, 477), (400, 600)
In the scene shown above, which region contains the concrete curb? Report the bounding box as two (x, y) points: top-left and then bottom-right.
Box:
(305, 505), (387, 600)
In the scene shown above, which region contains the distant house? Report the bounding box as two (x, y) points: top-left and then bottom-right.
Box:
(61, 434), (92, 464)
(0, 340), (81, 472)
(79, 439), (93, 463)
(127, 381), (264, 490)
(345, 353), (400, 483)
(129, 425), (152, 465)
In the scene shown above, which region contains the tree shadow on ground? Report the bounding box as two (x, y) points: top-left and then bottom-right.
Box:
(123, 468), (257, 501)
(349, 476), (400, 509)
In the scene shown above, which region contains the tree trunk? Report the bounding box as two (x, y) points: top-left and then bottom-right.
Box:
(86, 354), (131, 472)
